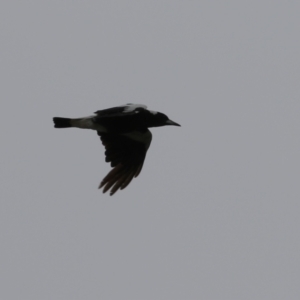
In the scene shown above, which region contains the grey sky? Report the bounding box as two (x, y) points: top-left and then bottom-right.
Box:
(1, 1), (300, 299)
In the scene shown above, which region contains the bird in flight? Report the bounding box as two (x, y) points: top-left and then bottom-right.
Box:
(53, 104), (180, 195)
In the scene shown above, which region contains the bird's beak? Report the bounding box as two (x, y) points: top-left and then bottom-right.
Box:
(165, 119), (181, 126)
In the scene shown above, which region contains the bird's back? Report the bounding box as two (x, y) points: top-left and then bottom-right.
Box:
(93, 106), (150, 133)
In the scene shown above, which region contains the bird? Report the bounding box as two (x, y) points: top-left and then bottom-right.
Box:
(53, 103), (180, 195)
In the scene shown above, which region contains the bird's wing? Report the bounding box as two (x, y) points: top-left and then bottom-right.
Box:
(98, 129), (152, 195)
(94, 103), (147, 117)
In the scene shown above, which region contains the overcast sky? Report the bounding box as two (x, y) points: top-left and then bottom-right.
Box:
(1, 1), (300, 299)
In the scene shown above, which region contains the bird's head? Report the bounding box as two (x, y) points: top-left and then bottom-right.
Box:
(148, 111), (181, 128)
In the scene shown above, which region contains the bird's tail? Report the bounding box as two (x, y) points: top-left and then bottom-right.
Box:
(53, 117), (72, 128)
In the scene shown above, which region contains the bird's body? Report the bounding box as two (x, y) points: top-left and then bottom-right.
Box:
(53, 104), (180, 195)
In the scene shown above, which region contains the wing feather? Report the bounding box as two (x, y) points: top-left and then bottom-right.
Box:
(98, 130), (152, 195)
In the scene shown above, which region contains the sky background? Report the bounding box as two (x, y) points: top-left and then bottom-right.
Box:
(1, 1), (300, 299)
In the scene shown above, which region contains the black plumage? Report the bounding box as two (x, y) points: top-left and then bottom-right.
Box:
(53, 104), (180, 195)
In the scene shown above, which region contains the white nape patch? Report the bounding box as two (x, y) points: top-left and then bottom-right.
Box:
(149, 110), (158, 115)
(122, 103), (147, 113)
(122, 130), (152, 149)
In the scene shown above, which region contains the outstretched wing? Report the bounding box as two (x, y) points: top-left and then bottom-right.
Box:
(98, 130), (152, 195)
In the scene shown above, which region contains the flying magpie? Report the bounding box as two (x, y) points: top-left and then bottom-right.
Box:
(53, 104), (180, 195)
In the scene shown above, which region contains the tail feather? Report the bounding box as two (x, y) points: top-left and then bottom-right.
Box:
(53, 117), (72, 128)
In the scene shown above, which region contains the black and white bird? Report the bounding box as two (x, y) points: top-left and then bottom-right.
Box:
(53, 104), (180, 195)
